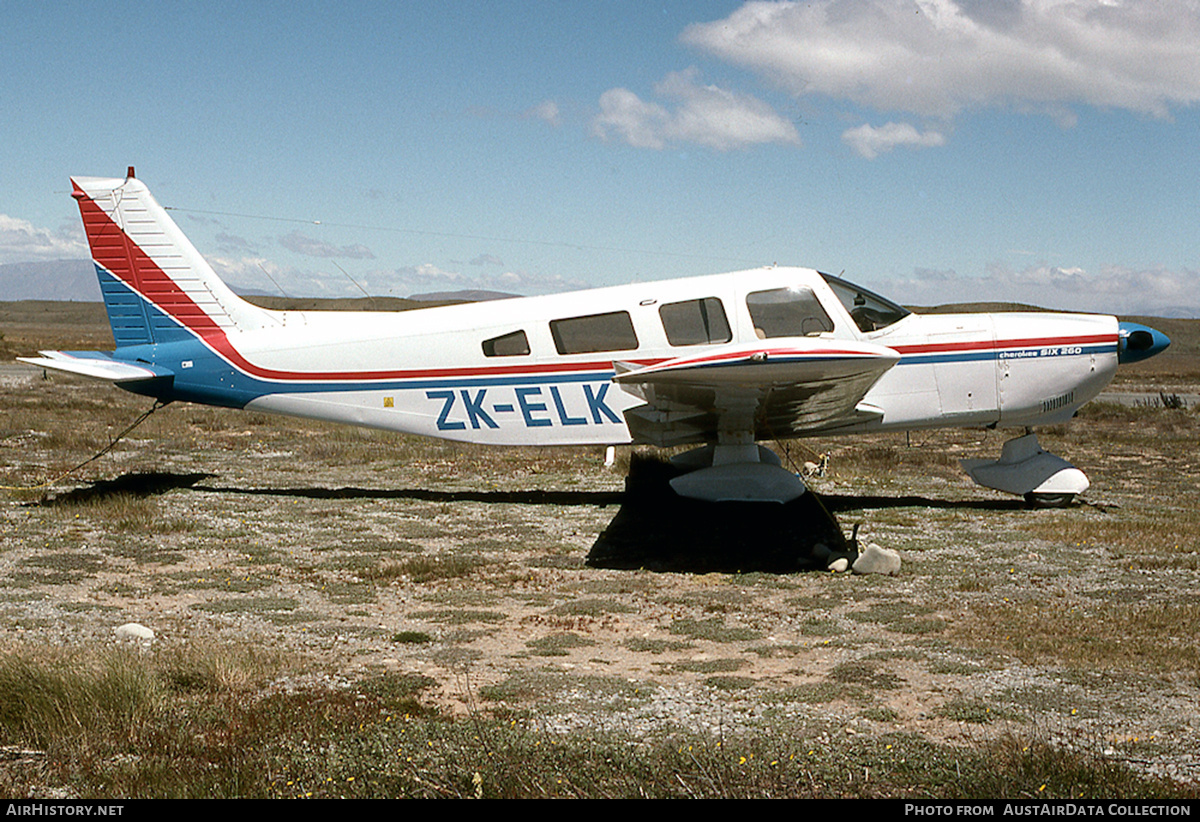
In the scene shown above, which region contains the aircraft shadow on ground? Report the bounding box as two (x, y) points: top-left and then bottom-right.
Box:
(195, 482), (626, 508)
(35, 471), (216, 506)
(34, 467), (1030, 575)
(821, 494), (1026, 513)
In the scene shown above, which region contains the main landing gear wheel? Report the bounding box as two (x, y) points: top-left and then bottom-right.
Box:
(1024, 492), (1076, 508)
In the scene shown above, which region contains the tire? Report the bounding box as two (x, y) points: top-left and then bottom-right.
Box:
(1024, 492), (1075, 508)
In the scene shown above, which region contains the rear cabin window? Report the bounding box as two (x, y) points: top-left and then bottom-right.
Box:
(746, 287), (834, 338)
(550, 311), (639, 355)
(659, 297), (732, 346)
(482, 330), (530, 357)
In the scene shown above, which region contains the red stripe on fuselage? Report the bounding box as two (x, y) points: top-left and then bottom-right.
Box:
(891, 335), (1116, 355)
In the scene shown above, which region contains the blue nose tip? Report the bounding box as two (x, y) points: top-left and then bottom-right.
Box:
(1118, 322), (1171, 364)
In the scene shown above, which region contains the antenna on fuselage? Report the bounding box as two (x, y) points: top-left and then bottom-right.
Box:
(331, 260), (377, 310)
(257, 262), (292, 301)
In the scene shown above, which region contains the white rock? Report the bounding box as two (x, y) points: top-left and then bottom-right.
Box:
(852, 543), (901, 576)
(114, 623), (155, 642)
(827, 557), (850, 573)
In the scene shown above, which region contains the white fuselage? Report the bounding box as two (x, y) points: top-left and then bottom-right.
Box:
(205, 267), (1120, 446)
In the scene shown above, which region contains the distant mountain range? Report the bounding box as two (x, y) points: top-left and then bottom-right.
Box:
(0, 259), (99, 301)
(408, 290), (517, 302)
(1, 259), (1195, 317)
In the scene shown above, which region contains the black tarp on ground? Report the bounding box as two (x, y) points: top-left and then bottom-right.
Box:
(587, 455), (856, 574)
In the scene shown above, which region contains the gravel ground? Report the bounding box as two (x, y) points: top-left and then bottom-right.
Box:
(3, 369), (1199, 790)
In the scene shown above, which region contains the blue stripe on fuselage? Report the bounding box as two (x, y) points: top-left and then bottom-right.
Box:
(115, 334), (622, 408)
(103, 275), (620, 407)
(896, 343), (1116, 366)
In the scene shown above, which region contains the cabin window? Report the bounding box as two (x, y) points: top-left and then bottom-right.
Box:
(659, 297), (732, 346)
(746, 287), (834, 338)
(550, 311), (638, 355)
(820, 273), (910, 332)
(482, 330), (530, 357)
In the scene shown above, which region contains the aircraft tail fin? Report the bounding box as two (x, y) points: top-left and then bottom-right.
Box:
(71, 169), (276, 348)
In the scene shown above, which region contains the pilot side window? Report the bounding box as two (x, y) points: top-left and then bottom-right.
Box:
(550, 311), (639, 355)
(820, 273), (911, 333)
(482, 330), (530, 357)
(659, 297), (732, 346)
(746, 288), (834, 338)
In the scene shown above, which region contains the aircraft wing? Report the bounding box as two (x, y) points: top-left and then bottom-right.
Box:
(17, 350), (174, 384)
(613, 339), (899, 448)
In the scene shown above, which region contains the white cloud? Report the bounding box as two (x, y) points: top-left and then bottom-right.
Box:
(489, 267), (588, 294)
(211, 253), (588, 300)
(875, 262), (1200, 315)
(0, 214), (88, 264)
(470, 253), (505, 267)
(683, 1), (1200, 120)
(213, 254), (410, 298)
(528, 100), (561, 127)
(592, 67), (800, 150)
(842, 121), (947, 158)
(209, 255), (310, 297)
(278, 231), (375, 260)
(389, 263), (586, 296)
(215, 232), (258, 254)
(393, 263), (465, 286)
(593, 88), (672, 149)
(209, 255), (296, 294)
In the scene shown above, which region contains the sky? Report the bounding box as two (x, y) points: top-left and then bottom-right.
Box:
(2, 0), (1199, 316)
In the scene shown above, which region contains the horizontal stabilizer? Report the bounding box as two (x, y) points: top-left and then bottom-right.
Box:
(17, 350), (174, 383)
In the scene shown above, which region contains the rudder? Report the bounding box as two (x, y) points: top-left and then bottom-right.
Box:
(72, 169), (275, 348)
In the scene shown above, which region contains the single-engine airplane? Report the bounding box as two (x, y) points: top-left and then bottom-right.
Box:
(20, 170), (1170, 505)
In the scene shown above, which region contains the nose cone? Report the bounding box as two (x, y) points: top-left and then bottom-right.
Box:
(1118, 321), (1171, 364)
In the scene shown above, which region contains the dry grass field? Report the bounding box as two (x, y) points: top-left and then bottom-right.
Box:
(1, 300), (1199, 798)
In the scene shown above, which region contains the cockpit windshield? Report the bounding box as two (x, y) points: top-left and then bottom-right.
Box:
(820, 273), (911, 333)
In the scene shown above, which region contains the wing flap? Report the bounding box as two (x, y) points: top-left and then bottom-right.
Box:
(613, 339), (898, 446)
